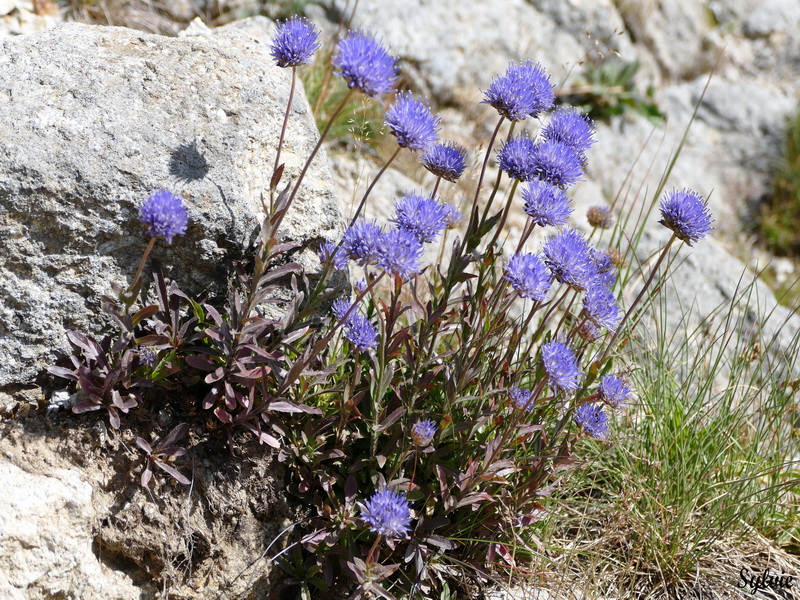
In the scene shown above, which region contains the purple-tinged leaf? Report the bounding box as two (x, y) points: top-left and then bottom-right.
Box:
(132, 305), (160, 327)
(47, 366), (78, 381)
(72, 400), (102, 414)
(374, 407), (404, 432)
(136, 437), (153, 454)
(203, 387), (220, 410)
(205, 367), (226, 384)
(154, 459), (191, 485)
(108, 406), (121, 430)
(141, 465), (153, 487)
(185, 355), (218, 371)
(159, 423), (189, 448)
(214, 407), (232, 423)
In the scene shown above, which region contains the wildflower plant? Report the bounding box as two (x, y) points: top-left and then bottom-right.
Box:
(48, 17), (717, 599)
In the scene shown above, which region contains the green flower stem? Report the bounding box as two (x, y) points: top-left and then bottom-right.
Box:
(349, 145), (402, 227)
(598, 233), (677, 364)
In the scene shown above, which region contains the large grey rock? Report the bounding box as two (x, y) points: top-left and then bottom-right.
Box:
(744, 0), (800, 38)
(0, 460), (141, 600)
(0, 19), (342, 389)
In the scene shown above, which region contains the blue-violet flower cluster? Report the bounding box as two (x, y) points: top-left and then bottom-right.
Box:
(333, 31), (398, 97)
(361, 489), (412, 538)
(385, 92), (440, 151)
(482, 61), (554, 121)
(658, 188), (713, 245)
(504, 252), (551, 301)
(522, 179), (573, 227)
(541, 340), (582, 392)
(269, 16), (319, 68)
(139, 190), (189, 244)
(411, 419), (437, 447)
(574, 403), (609, 440)
(422, 141), (467, 182)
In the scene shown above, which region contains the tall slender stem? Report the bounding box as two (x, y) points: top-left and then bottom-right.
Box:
(598, 234), (677, 363)
(131, 236), (158, 291)
(271, 66), (297, 199)
(467, 116), (505, 236)
(349, 146), (402, 227)
(273, 90), (355, 235)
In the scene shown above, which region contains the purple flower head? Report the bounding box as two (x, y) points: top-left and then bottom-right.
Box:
(542, 108), (595, 157)
(377, 228), (424, 279)
(333, 31), (398, 97)
(658, 188), (714, 245)
(355, 278), (368, 292)
(482, 61), (554, 121)
(508, 386), (534, 411)
(411, 419), (437, 447)
(574, 403), (609, 440)
(599, 374), (632, 407)
(360, 489), (412, 538)
(392, 192), (448, 243)
(385, 92), (440, 151)
(504, 252), (551, 301)
(422, 141), (468, 182)
(270, 16), (320, 68)
(331, 297), (353, 322)
(531, 140), (584, 188)
(587, 205), (614, 229)
(590, 249), (617, 289)
(342, 220), (383, 266)
(319, 241), (348, 270)
(139, 190), (189, 244)
(442, 204), (464, 229)
(344, 314), (379, 351)
(497, 134), (537, 181)
(541, 339), (582, 392)
(582, 282), (622, 332)
(137, 347), (158, 367)
(522, 179), (573, 227)
(542, 228), (596, 291)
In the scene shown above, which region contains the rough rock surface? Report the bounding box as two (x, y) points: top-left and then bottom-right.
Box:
(0, 414), (290, 599)
(0, 18), (342, 390)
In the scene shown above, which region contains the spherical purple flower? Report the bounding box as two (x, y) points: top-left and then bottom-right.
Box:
(361, 489), (412, 538)
(385, 92), (440, 151)
(542, 228), (596, 291)
(137, 347), (158, 367)
(504, 252), (551, 301)
(319, 241), (348, 270)
(482, 61), (554, 121)
(411, 419), (437, 447)
(342, 220), (383, 266)
(497, 135), (537, 181)
(582, 282), (622, 332)
(377, 228), (424, 279)
(355, 278), (368, 292)
(522, 179), (573, 227)
(442, 204), (464, 229)
(422, 141), (468, 182)
(599, 374), (631, 407)
(574, 403), (609, 440)
(392, 193), (447, 243)
(658, 188), (714, 245)
(590, 248), (615, 275)
(269, 16), (320, 68)
(541, 339), (582, 392)
(139, 190), (189, 244)
(333, 31), (398, 97)
(508, 386), (534, 411)
(344, 314), (379, 351)
(331, 297), (353, 322)
(542, 108), (595, 157)
(531, 141), (584, 188)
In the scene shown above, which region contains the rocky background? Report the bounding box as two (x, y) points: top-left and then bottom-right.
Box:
(0, 0), (798, 598)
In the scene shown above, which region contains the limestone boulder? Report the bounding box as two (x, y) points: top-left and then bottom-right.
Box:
(0, 18), (343, 390)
